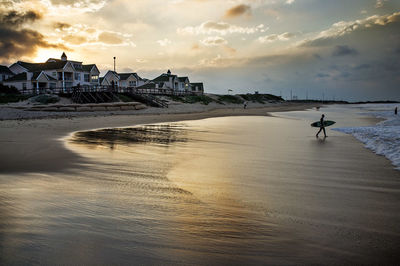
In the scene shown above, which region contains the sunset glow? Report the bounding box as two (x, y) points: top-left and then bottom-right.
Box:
(1, 0), (399, 100)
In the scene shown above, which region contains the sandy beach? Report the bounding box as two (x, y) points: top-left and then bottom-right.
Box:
(1, 103), (400, 265)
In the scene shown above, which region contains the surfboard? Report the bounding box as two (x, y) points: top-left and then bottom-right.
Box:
(311, 120), (336, 128)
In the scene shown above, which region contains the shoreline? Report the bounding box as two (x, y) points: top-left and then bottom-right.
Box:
(0, 100), (316, 121)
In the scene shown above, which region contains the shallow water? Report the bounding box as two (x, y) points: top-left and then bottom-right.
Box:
(1, 105), (400, 265)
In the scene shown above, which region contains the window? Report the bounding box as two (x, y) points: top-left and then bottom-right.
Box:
(74, 73), (81, 81)
(129, 80), (137, 87)
(49, 83), (56, 89)
(91, 75), (99, 82)
(84, 74), (90, 82)
(22, 83), (26, 90)
(52, 72), (57, 77)
(1, 74), (5, 81)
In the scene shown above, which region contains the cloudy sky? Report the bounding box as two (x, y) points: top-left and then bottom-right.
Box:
(0, 0), (399, 100)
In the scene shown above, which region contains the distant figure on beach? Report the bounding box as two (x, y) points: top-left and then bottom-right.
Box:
(316, 114), (327, 138)
(395, 107), (398, 115)
(244, 101), (248, 109)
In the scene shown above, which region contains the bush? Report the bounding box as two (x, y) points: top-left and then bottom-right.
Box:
(167, 95), (214, 105)
(168, 95), (185, 103)
(0, 94), (30, 104)
(30, 94), (60, 104)
(118, 94), (134, 102)
(0, 84), (20, 94)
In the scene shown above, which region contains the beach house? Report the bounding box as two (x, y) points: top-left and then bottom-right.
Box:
(4, 52), (100, 93)
(0, 65), (14, 84)
(152, 70), (203, 93)
(100, 71), (145, 91)
(152, 70), (180, 90)
(190, 82), (204, 94)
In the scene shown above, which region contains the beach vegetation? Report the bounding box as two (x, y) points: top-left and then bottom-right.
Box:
(167, 95), (214, 105)
(239, 93), (284, 103)
(30, 94), (60, 104)
(0, 84), (31, 103)
(218, 95), (244, 104)
(117, 94), (135, 102)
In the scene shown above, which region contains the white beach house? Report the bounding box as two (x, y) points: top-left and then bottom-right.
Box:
(4, 52), (100, 93)
(100, 71), (146, 90)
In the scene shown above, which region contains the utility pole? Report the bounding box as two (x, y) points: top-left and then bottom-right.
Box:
(113, 57), (116, 72)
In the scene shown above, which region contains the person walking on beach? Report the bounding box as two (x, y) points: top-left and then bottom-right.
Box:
(316, 114), (327, 138)
(244, 101), (248, 109)
(395, 107), (398, 115)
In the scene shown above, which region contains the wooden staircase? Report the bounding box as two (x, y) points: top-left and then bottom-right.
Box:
(124, 93), (168, 108)
(71, 90), (120, 104)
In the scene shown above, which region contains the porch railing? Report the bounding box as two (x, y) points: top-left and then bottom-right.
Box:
(19, 86), (203, 96)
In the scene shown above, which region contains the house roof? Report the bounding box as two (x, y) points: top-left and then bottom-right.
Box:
(17, 60), (67, 72)
(118, 72), (142, 81)
(82, 64), (95, 72)
(136, 82), (163, 90)
(178, 77), (189, 82)
(4, 72), (27, 82)
(153, 73), (177, 82)
(0, 65), (14, 75)
(32, 71), (57, 81)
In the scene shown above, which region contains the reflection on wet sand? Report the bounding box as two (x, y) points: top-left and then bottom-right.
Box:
(72, 124), (189, 149)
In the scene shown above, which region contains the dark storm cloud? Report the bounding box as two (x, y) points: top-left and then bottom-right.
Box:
(224, 4), (251, 18)
(0, 9), (68, 59)
(0, 10), (42, 27)
(332, 45), (358, 56)
(0, 27), (68, 59)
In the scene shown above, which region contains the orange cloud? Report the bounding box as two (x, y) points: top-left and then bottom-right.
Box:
(224, 4), (251, 18)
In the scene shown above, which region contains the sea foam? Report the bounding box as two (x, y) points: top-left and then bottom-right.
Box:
(333, 104), (400, 170)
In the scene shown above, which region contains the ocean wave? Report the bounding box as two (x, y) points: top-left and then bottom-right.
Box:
(333, 104), (400, 170)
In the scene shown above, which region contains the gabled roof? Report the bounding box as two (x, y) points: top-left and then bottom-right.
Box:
(82, 64), (96, 72)
(0, 65), (14, 75)
(4, 72), (27, 82)
(136, 82), (165, 90)
(104, 70), (120, 80)
(178, 77), (189, 82)
(118, 72), (142, 81)
(153, 73), (177, 83)
(17, 60), (67, 72)
(32, 71), (57, 81)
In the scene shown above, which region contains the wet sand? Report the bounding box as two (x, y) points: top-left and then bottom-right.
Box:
(0, 103), (314, 173)
(1, 104), (400, 264)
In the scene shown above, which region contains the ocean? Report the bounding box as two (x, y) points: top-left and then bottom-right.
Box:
(1, 104), (400, 265)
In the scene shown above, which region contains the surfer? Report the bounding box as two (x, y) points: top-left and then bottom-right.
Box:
(316, 114), (327, 138)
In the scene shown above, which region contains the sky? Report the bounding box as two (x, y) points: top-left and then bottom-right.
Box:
(0, 0), (399, 101)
